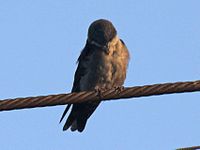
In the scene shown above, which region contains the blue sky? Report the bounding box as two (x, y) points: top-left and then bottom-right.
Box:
(0, 0), (200, 149)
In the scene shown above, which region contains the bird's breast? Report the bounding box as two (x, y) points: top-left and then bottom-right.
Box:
(80, 39), (129, 91)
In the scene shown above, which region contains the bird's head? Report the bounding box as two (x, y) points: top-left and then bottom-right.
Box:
(87, 19), (117, 53)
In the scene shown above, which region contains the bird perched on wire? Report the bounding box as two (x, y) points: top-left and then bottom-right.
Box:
(60, 19), (130, 132)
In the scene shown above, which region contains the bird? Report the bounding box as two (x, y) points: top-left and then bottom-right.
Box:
(60, 19), (130, 132)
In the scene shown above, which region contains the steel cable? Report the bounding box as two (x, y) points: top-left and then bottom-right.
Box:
(0, 80), (200, 112)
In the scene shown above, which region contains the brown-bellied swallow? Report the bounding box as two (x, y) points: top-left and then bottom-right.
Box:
(60, 19), (130, 132)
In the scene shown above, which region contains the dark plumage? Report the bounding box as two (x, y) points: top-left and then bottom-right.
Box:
(88, 19), (117, 46)
(60, 19), (130, 132)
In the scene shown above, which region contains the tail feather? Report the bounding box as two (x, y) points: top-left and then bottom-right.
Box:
(63, 111), (76, 131)
(62, 109), (88, 132)
(59, 104), (71, 123)
(70, 120), (78, 131)
(77, 118), (87, 132)
(61, 102), (101, 132)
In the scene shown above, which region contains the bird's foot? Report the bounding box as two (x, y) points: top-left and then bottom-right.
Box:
(94, 87), (107, 99)
(114, 86), (124, 94)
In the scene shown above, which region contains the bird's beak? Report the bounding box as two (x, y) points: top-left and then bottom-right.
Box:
(103, 44), (109, 54)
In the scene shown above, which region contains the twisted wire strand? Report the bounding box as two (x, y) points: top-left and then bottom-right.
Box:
(176, 145), (200, 150)
(0, 80), (200, 112)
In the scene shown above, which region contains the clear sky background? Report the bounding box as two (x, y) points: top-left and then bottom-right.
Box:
(0, 0), (200, 150)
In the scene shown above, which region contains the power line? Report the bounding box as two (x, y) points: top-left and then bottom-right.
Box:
(176, 145), (200, 150)
(0, 80), (200, 112)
